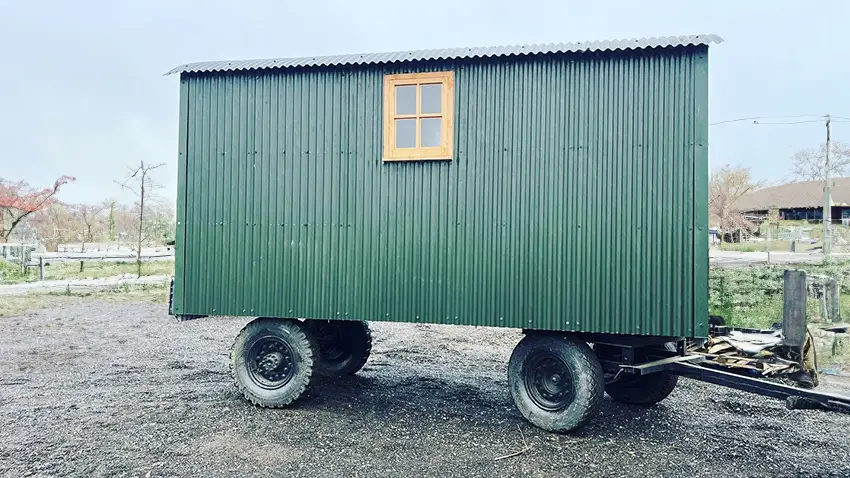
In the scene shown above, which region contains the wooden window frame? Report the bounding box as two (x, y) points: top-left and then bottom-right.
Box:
(383, 71), (454, 162)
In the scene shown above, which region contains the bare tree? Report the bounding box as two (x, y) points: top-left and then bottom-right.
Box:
(142, 202), (176, 244)
(71, 203), (106, 252)
(709, 165), (763, 243)
(30, 203), (76, 252)
(791, 141), (850, 181)
(103, 198), (118, 241)
(115, 161), (166, 277)
(0, 176), (75, 242)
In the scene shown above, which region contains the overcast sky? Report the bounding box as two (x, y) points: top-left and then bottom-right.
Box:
(1, 0), (848, 205)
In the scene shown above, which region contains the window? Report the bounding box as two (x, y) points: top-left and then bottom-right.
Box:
(383, 71), (454, 161)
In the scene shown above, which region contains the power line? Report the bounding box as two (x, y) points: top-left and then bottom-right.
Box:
(709, 114), (826, 126)
(709, 116), (761, 126)
(752, 119), (825, 125)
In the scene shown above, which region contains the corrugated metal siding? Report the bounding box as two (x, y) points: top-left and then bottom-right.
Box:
(173, 47), (709, 338)
(167, 34), (721, 75)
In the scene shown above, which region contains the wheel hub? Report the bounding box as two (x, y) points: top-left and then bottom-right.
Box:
(247, 337), (295, 389)
(524, 353), (574, 411)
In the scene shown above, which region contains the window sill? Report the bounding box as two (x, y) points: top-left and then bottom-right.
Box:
(383, 155), (453, 162)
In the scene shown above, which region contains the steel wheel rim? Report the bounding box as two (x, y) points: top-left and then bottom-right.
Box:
(247, 335), (296, 389)
(523, 352), (574, 411)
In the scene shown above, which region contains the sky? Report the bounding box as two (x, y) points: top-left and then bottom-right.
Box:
(1, 0), (848, 205)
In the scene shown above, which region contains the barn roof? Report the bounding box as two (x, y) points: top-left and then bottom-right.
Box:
(735, 177), (850, 211)
(166, 34), (722, 75)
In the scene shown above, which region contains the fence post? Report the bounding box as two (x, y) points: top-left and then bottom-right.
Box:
(39, 256), (44, 281)
(783, 270), (808, 364)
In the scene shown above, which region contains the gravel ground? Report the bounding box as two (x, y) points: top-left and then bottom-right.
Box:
(2, 302), (850, 478)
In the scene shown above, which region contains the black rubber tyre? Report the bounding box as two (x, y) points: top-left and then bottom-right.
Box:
(230, 318), (317, 408)
(508, 334), (604, 433)
(604, 344), (679, 406)
(304, 320), (372, 377)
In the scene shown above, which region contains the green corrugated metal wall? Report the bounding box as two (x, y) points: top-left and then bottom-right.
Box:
(174, 46), (710, 338)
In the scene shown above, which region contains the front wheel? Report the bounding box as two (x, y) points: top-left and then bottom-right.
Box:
(230, 318), (317, 408)
(508, 333), (604, 433)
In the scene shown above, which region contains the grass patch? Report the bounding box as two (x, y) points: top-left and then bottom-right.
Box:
(710, 261), (850, 369)
(718, 240), (820, 253)
(0, 258), (27, 283)
(0, 283), (169, 318)
(820, 339), (850, 370)
(0, 259), (174, 284)
(709, 261), (850, 329)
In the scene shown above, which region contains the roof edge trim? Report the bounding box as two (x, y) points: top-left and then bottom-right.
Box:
(166, 33), (722, 76)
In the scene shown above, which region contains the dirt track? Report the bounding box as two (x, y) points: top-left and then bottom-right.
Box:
(2, 301), (850, 477)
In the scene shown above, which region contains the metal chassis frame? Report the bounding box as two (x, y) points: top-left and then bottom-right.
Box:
(606, 342), (850, 413)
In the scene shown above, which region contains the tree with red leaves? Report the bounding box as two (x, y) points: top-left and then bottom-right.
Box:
(0, 176), (75, 242)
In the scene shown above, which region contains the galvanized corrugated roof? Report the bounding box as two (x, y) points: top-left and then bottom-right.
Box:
(735, 177), (850, 211)
(166, 34), (722, 75)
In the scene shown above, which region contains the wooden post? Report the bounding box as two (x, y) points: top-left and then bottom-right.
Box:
(823, 116), (833, 257)
(783, 270), (808, 364)
(826, 279), (840, 322)
(39, 256), (44, 281)
(80, 260), (85, 273)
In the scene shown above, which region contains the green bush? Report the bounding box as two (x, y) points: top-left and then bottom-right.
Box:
(0, 258), (30, 283)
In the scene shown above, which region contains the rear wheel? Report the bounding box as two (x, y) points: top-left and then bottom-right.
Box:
(305, 320), (372, 377)
(508, 333), (604, 433)
(230, 318), (317, 407)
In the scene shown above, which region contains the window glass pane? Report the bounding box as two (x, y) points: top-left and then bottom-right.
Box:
(420, 84), (442, 114)
(395, 85), (416, 115)
(396, 119), (416, 148)
(420, 118), (442, 147)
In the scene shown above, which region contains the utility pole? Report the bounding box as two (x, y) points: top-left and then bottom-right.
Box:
(823, 115), (833, 257)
